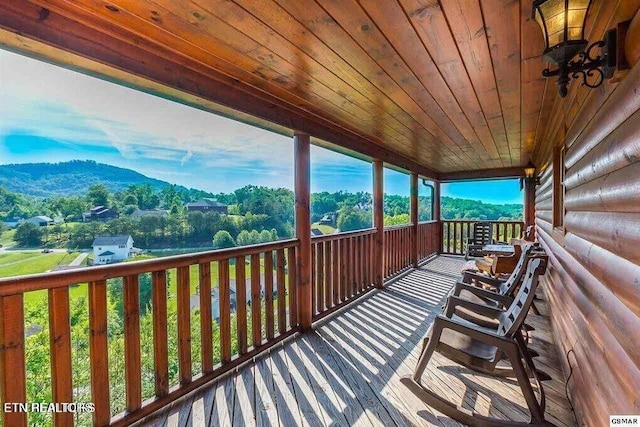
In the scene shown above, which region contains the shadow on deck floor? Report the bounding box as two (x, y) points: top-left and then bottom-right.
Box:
(137, 256), (576, 427)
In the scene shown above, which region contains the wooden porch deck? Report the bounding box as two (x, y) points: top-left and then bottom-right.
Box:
(137, 256), (576, 427)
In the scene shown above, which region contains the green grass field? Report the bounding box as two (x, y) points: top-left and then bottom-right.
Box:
(311, 222), (336, 234)
(0, 229), (16, 248)
(0, 251), (81, 306)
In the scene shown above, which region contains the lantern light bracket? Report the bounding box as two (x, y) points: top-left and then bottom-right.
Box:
(542, 28), (617, 98)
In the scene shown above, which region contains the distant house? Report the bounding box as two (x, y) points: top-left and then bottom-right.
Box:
(319, 213), (336, 225)
(311, 228), (323, 236)
(185, 198), (228, 214)
(25, 216), (53, 226)
(92, 235), (134, 265)
(130, 209), (168, 219)
(2, 218), (23, 229)
(83, 206), (117, 222)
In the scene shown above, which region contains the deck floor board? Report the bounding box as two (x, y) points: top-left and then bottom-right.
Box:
(136, 256), (576, 427)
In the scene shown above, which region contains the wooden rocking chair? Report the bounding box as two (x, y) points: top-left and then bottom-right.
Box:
(448, 244), (537, 328)
(465, 221), (494, 259)
(401, 259), (551, 426)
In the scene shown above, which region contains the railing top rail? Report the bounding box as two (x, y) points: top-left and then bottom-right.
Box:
(383, 223), (414, 231)
(311, 228), (376, 242)
(417, 220), (438, 225)
(0, 238), (299, 296)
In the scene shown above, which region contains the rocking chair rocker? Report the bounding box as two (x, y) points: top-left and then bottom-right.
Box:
(401, 259), (552, 426)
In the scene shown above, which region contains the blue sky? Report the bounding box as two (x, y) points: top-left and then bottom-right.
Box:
(0, 49), (522, 204)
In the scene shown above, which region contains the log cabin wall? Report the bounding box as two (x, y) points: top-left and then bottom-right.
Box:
(532, 3), (640, 425)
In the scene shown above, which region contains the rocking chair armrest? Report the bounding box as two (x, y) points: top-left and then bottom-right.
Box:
(444, 296), (505, 319)
(433, 315), (513, 348)
(461, 271), (504, 287)
(452, 283), (513, 306)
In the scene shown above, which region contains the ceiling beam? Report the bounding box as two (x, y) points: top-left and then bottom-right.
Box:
(0, 1), (439, 179)
(439, 167), (524, 182)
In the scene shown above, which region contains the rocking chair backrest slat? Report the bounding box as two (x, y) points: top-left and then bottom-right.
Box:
(497, 244), (534, 295)
(472, 222), (493, 245)
(497, 258), (545, 337)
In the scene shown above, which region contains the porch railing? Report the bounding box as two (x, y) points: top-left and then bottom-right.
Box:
(417, 220), (440, 262)
(1, 217), (469, 426)
(384, 224), (413, 278)
(441, 220), (524, 255)
(311, 229), (376, 321)
(0, 239), (299, 427)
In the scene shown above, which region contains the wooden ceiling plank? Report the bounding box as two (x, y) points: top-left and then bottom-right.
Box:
(238, 0), (466, 170)
(439, 0), (511, 165)
(480, 0), (522, 167)
(272, 0), (471, 169)
(0, 2), (440, 177)
(358, 0), (501, 167)
(399, 0), (504, 166)
(303, 0), (479, 168)
(184, 0), (459, 166)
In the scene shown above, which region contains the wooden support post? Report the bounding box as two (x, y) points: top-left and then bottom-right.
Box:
(294, 132), (312, 331)
(524, 178), (536, 236)
(410, 172), (419, 268)
(373, 160), (384, 288)
(433, 181), (442, 254)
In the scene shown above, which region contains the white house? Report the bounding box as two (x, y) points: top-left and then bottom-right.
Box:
(92, 235), (134, 265)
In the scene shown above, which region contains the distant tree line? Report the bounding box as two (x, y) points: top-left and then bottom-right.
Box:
(1, 183), (522, 249)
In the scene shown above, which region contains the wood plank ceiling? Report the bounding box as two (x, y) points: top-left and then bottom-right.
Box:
(2, 0), (553, 175)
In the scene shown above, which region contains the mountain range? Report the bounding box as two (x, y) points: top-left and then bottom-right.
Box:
(0, 160), (175, 197)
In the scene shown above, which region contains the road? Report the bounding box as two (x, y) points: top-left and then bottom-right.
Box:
(69, 252), (90, 266)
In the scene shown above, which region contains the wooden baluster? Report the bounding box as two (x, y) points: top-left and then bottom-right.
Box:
(324, 241), (332, 311)
(356, 236), (364, 293)
(450, 223), (455, 254)
(316, 242), (324, 314)
(276, 250), (286, 335)
(287, 246), (298, 328)
(236, 256), (247, 355)
(341, 238), (348, 301)
(177, 267), (191, 385)
(350, 236), (356, 296)
(332, 239), (340, 307)
(152, 270), (169, 397)
(364, 234), (370, 288)
(0, 294), (27, 427)
(311, 243), (316, 316)
(264, 252), (274, 341)
(199, 263), (213, 374)
(123, 274), (142, 412)
(358, 235), (363, 290)
(390, 231), (395, 274)
(392, 231), (397, 272)
(391, 230), (402, 274)
(219, 259), (232, 363)
(48, 287), (73, 426)
(251, 253), (262, 348)
(88, 280), (110, 426)
(349, 237), (356, 296)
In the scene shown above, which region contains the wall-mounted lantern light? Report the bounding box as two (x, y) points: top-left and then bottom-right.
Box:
(521, 160), (540, 189)
(533, 0), (618, 97)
